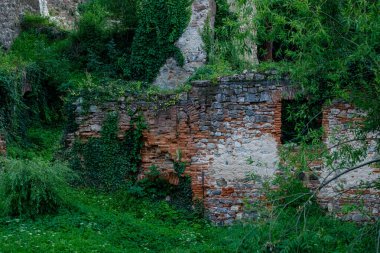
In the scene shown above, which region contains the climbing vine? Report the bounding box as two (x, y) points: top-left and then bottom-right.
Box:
(69, 112), (146, 192)
(130, 151), (193, 211)
(130, 0), (191, 81)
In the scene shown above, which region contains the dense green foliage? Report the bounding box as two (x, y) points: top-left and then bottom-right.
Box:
(254, 0), (380, 133)
(1, 0), (192, 144)
(7, 126), (63, 161)
(0, 158), (73, 218)
(70, 113), (145, 191)
(70, 0), (136, 78)
(206, 0), (243, 68)
(130, 0), (191, 81)
(71, 0), (191, 81)
(0, 57), (23, 139)
(131, 165), (194, 211)
(0, 15), (71, 143)
(195, 0), (249, 81)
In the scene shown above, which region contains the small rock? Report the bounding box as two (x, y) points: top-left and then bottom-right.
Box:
(352, 213), (367, 222)
(89, 105), (98, 113)
(235, 141), (242, 148)
(216, 178), (227, 187)
(90, 124), (102, 132)
(207, 143), (216, 149)
(212, 190), (222, 196)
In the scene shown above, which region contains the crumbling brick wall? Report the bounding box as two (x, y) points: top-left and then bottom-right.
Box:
(68, 72), (285, 224)
(67, 73), (379, 224)
(319, 102), (380, 221)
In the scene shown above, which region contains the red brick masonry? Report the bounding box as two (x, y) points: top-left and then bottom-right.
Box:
(67, 73), (379, 223)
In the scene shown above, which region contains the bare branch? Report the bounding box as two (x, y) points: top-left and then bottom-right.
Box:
(318, 158), (380, 191)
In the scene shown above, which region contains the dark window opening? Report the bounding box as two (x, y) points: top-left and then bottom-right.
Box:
(281, 100), (323, 144)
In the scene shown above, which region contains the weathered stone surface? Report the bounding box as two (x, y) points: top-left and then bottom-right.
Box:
(154, 0), (216, 89)
(0, 0), (30, 49)
(318, 102), (380, 221)
(47, 0), (85, 29)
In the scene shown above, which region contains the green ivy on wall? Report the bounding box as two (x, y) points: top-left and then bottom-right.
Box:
(70, 112), (146, 192)
(130, 0), (191, 82)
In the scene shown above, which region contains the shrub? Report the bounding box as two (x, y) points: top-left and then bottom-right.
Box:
(71, 0), (137, 78)
(0, 158), (74, 218)
(3, 22), (71, 141)
(20, 14), (53, 31)
(0, 65), (23, 140)
(201, 0), (250, 71)
(7, 126), (63, 161)
(128, 161), (194, 212)
(20, 14), (67, 41)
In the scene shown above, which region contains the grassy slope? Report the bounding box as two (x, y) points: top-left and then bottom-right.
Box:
(0, 188), (377, 253)
(0, 190), (245, 253)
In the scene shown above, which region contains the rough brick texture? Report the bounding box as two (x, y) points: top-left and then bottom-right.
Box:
(68, 72), (285, 224)
(319, 102), (380, 221)
(67, 73), (379, 224)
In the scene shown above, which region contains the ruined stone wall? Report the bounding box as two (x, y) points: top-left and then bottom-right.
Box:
(319, 103), (380, 221)
(154, 0), (216, 89)
(68, 74), (379, 223)
(0, 0), (83, 49)
(69, 72), (285, 224)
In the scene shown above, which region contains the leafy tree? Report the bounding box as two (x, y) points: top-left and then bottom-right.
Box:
(234, 1), (380, 227)
(253, 0), (379, 133)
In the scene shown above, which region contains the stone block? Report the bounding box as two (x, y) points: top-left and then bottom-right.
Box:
(246, 93), (260, 103)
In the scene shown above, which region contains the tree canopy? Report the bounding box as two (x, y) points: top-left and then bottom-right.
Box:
(254, 0), (380, 132)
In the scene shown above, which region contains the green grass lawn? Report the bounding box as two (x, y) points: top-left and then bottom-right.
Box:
(0, 189), (377, 253)
(0, 190), (245, 253)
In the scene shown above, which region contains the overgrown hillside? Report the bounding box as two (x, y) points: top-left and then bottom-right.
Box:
(0, 0), (379, 252)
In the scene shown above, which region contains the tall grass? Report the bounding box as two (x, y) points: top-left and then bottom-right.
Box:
(0, 158), (74, 218)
